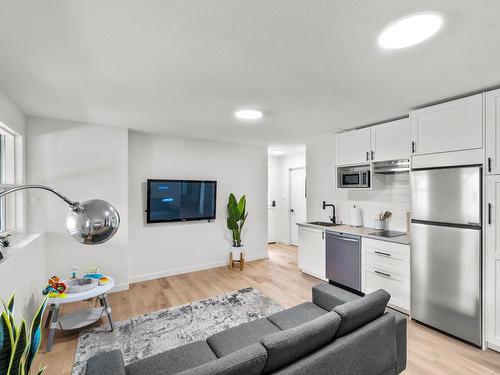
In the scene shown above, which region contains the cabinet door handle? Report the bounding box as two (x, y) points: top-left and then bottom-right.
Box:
(488, 157), (492, 173)
(371, 151), (374, 160)
(374, 270), (391, 278)
(366, 151), (369, 161)
(411, 141), (416, 154)
(322, 231), (324, 240)
(488, 203), (492, 225)
(374, 251), (391, 257)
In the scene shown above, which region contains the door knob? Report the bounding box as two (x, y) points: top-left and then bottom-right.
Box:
(290, 209), (295, 213)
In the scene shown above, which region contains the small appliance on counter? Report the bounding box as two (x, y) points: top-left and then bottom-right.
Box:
(350, 205), (362, 227)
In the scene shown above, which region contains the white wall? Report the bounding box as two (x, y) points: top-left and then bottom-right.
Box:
(128, 131), (268, 282)
(26, 117), (130, 289)
(268, 152), (306, 244)
(307, 133), (410, 231)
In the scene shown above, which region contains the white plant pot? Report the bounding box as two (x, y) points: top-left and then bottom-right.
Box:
(231, 245), (244, 257)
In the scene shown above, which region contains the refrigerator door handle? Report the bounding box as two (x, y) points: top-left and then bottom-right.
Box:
(488, 203), (492, 225)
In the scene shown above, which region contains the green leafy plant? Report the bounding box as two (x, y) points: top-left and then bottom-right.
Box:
(0, 233), (11, 248)
(0, 293), (47, 375)
(226, 194), (248, 247)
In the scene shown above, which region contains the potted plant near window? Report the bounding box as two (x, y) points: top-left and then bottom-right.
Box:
(226, 193), (247, 270)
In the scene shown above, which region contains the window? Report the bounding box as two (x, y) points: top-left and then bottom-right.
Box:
(0, 123), (22, 234)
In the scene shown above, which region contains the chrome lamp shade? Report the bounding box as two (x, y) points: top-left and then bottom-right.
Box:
(66, 199), (120, 244)
(0, 185), (120, 245)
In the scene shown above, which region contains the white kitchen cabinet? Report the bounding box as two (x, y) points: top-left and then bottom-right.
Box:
(371, 118), (410, 162)
(361, 238), (410, 313)
(410, 94), (483, 156)
(298, 225), (326, 280)
(336, 128), (371, 166)
(486, 88), (500, 175)
(485, 176), (500, 352)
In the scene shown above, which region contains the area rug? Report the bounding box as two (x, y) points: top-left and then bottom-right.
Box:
(72, 287), (283, 375)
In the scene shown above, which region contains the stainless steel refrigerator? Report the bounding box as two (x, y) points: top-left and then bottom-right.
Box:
(411, 165), (482, 346)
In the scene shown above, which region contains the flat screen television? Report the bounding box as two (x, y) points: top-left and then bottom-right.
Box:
(146, 179), (217, 223)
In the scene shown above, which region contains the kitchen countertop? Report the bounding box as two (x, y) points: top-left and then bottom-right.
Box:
(297, 222), (410, 245)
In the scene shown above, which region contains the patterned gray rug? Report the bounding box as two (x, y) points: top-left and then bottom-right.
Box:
(72, 287), (283, 375)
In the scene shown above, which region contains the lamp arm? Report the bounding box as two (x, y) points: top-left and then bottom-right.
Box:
(0, 185), (82, 210)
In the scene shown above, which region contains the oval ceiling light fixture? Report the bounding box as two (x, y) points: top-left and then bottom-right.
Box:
(378, 12), (443, 50)
(235, 109), (263, 121)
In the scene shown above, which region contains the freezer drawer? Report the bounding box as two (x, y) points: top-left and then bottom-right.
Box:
(411, 222), (481, 346)
(411, 166), (481, 225)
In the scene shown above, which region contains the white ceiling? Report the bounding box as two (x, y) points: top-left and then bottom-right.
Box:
(0, 1), (499, 145)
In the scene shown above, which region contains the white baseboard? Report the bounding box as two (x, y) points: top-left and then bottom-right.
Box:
(111, 282), (130, 293)
(128, 253), (268, 285)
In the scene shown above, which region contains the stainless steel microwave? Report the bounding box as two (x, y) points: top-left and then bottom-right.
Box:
(339, 168), (370, 188)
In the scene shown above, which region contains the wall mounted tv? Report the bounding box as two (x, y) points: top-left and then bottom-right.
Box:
(146, 179), (217, 223)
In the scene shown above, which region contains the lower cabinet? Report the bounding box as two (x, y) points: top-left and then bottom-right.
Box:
(362, 238), (410, 313)
(298, 226), (326, 280)
(485, 176), (500, 351)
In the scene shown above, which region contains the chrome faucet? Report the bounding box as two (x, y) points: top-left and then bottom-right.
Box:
(323, 201), (336, 224)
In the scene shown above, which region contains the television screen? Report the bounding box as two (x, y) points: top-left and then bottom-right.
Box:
(146, 179), (217, 223)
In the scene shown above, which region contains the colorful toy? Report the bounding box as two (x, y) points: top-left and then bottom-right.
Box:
(42, 276), (68, 298)
(84, 265), (104, 279)
(98, 276), (111, 285)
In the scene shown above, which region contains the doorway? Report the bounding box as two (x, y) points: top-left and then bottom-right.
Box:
(289, 167), (306, 246)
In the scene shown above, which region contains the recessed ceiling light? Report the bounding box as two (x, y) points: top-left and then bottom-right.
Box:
(235, 109), (263, 120)
(378, 12), (443, 50)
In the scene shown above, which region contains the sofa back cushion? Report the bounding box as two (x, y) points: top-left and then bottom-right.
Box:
(260, 311), (341, 374)
(333, 289), (390, 337)
(176, 343), (267, 375)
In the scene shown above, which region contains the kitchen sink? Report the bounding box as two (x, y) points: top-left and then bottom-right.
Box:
(307, 221), (341, 227)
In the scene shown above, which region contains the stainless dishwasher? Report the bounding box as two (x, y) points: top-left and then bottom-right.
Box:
(325, 231), (362, 293)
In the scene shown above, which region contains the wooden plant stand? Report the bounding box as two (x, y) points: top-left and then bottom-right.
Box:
(229, 252), (245, 271)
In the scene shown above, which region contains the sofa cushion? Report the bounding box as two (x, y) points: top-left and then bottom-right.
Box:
(125, 341), (217, 375)
(312, 283), (360, 311)
(86, 349), (126, 375)
(207, 318), (281, 357)
(176, 343), (267, 375)
(333, 289), (390, 337)
(267, 302), (329, 330)
(260, 311), (341, 373)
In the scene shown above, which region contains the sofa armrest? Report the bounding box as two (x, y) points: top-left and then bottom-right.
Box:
(312, 283), (360, 311)
(386, 310), (407, 373)
(86, 350), (126, 375)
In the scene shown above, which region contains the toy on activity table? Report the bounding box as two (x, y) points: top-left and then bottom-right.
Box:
(84, 265), (110, 286)
(42, 276), (68, 298)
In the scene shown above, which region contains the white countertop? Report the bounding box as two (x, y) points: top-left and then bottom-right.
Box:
(297, 222), (410, 245)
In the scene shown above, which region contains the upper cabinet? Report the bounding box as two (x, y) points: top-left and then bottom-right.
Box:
(336, 119), (409, 166)
(486, 89), (500, 175)
(371, 118), (409, 162)
(336, 128), (371, 166)
(410, 94), (483, 156)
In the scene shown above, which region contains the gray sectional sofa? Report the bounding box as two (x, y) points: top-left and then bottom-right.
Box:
(86, 283), (407, 375)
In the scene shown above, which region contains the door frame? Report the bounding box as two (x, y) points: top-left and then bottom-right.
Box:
(289, 166), (306, 245)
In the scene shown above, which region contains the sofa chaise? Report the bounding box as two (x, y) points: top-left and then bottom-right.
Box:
(86, 283), (407, 375)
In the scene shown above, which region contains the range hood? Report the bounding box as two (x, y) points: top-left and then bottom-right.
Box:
(373, 159), (409, 174)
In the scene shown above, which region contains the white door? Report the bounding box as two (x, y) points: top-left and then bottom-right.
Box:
(485, 176), (500, 351)
(336, 128), (371, 165)
(486, 88), (500, 175)
(370, 118), (410, 162)
(267, 166), (278, 243)
(410, 94), (483, 156)
(290, 168), (306, 246)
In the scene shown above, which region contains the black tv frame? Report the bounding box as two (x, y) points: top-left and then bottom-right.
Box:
(146, 179), (217, 223)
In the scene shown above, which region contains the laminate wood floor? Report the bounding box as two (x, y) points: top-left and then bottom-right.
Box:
(35, 243), (500, 374)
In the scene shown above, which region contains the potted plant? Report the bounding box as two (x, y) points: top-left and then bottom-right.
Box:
(0, 293), (48, 374)
(0, 233), (11, 262)
(226, 193), (248, 257)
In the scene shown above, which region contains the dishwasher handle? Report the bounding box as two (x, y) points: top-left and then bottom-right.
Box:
(326, 232), (360, 242)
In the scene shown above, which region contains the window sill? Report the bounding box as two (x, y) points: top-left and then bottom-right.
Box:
(0, 233), (43, 264)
